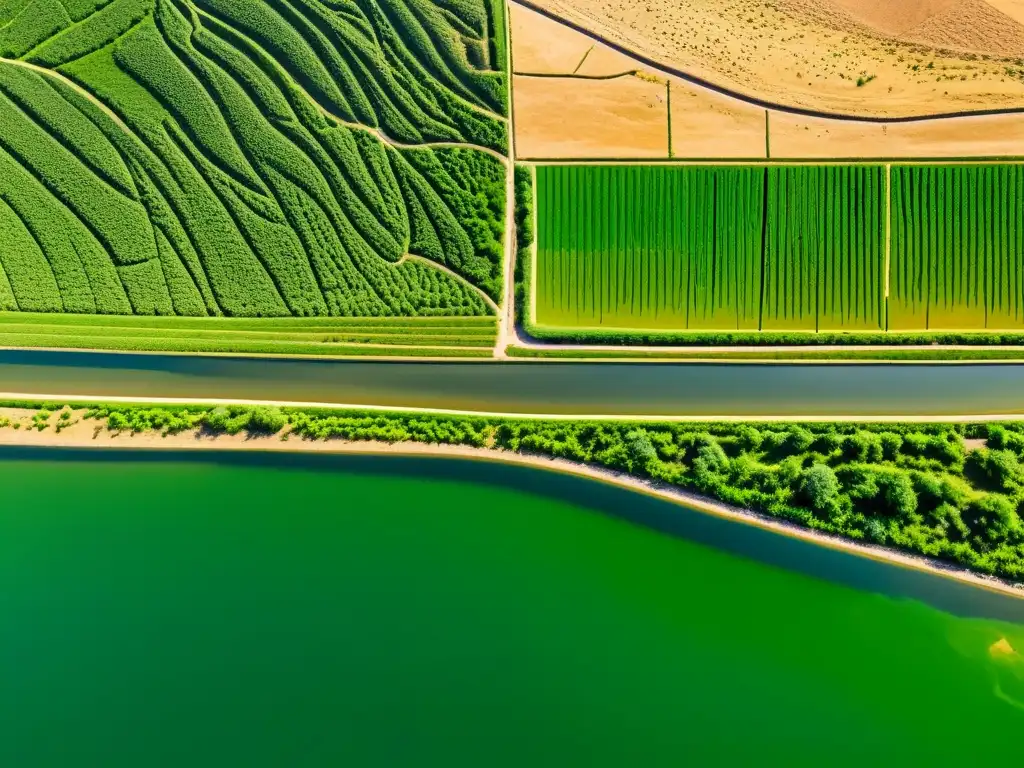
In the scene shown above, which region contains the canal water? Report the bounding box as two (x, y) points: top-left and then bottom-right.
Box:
(2, 349), (1024, 415)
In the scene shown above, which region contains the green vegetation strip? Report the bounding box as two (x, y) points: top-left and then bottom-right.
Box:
(0, 313), (498, 355)
(11, 402), (1024, 584)
(526, 328), (1024, 346)
(0, 334), (494, 358)
(0, 325), (495, 346)
(507, 347), (1024, 362)
(0, 314), (497, 329)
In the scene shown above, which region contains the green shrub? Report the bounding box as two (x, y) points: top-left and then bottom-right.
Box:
(801, 464), (839, 513)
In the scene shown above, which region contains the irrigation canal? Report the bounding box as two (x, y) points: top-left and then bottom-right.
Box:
(4, 349), (1024, 417)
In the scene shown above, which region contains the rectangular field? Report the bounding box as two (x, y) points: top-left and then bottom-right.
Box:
(535, 164), (886, 331)
(0, 314), (498, 358)
(889, 164), (1024, 330)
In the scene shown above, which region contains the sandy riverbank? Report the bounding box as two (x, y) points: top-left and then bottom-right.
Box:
(1, 413), (1021, 601)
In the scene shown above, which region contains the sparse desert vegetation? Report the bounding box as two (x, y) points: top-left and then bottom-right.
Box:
(525, 0), (1024, 115)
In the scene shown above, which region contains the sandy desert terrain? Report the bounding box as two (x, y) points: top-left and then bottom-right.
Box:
(512, 2), (1024, 157)
(519, 0), (1024, 116)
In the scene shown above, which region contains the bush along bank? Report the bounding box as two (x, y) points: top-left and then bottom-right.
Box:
(521, 327), (1024, 347)
(11, 404), (1024, 584)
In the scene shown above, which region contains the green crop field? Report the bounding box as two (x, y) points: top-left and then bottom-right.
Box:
(535, 164), (886, 332)
(0, 0), (507, 320)
(0, 313), (498, 357)
(890, 164), (1024, 331)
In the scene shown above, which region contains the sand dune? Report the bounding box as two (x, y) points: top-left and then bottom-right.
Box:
(511, 2), (1024, 157)
(815, 0), (1024, 56)
(525, 0), (1024, 115)
(825, 0), (961, 35)
(987, 0), (1024, 25)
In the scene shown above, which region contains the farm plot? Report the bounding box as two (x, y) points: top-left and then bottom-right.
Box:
(889, 164), (1024, 331)
(0, 0), (507, 319)
(534, 164), (886, 332)
(0, 313), (498, 358)
(762, 165), (886, 331)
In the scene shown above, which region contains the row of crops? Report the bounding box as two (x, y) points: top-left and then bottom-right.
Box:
(0, 313), (499, 357)
(0, 0), (507, 319)
(535, 163), (1024, 332)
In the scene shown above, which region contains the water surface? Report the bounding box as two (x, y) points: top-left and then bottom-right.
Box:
(1, 451), (1022, 765)
(3, 349), (1024, 415)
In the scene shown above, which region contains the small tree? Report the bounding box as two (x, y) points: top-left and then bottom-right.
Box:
(625, 429), (657, 473)
(882, 472), (918, 519)
(801, 463), (840, 512)
(785, 427), (814, 454)
(247, 406), (287, 435)
(866, 518), (888, 544)
(963, 495), (1022, 545)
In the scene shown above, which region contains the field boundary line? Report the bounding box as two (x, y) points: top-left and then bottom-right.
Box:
(509, 0), (1024, 124)
(572, 44), (595, 74)
(513, 70), (637, 80)
(0, 346), (494, 362)
(496, 0), (518, 358)
(520, 158), (1024, 166)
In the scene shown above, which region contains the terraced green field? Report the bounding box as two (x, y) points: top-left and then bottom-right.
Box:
(535, 164), (886, 332)
(0, 0), (507, 320)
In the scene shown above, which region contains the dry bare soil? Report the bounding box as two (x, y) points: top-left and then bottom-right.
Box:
(524, 0), (1024, 116)
(512, 1), (1024, 157)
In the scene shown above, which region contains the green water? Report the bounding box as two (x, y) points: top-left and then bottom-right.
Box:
(0, 451), (1022, 767)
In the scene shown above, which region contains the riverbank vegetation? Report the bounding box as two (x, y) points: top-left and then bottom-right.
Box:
(523, 328), (1024, 347)
(7, 401), (1024, 583)
(513, 164), (534, 325)
(506, 346), (1024, 362)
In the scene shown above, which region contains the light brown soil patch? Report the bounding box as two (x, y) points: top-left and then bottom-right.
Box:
(510, 4), (639, 77)
(525, 0), (1024, 116)
(510, 2), (592, 73)
(514, 74), (669, 158)
(771, 111), (1024, 157)
(671, 78), (768, 158)
(987, 0), (1024, 25)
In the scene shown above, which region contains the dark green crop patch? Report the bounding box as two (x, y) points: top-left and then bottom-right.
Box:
(0, 0), (508, 318)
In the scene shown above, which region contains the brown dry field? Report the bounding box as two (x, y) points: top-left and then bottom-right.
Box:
(514, 74), (669, 158)
(522, 0), (1024, 116)
(671, 80), (768, 158)
(771, 111), (1024, 157)
(512, 2), (1024, 158)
